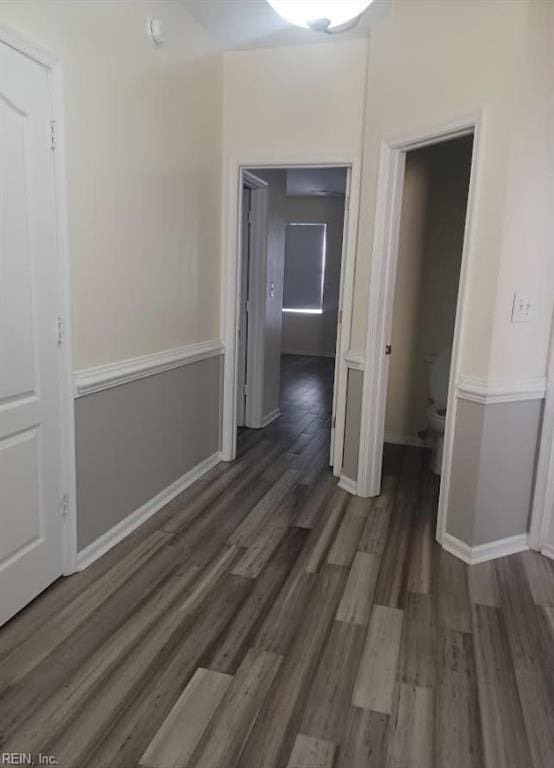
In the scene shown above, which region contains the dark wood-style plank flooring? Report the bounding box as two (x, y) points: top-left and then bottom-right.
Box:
(0, 354), (553, 767)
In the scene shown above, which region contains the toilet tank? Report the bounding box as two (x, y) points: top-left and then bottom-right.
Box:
(428, 348), (452, 407)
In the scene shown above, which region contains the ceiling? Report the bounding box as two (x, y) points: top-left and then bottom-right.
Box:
(286, 167), (347, 197)
(181, 0), (388, 50)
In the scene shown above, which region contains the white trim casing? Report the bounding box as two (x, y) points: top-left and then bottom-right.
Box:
(74, 340), (224, 397)
(76, 452), (221, 571)
(356, 114), (483, 564)
(331, 165), (361, 476)
(1, 25), (78, 575)
(220, 155), (361, 476)
(457, 375), (546, 404)
(338, 475), (358, 496)
(343, 350), (365, 371)
(529, 321), (554, 551)
(442, 532), (529, 565)
(261, 408), (281, 428)
(242, 171), (269, 429)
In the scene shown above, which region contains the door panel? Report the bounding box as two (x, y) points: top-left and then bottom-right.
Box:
(0, 41), (64, 626)
(237, 186), (250, 428)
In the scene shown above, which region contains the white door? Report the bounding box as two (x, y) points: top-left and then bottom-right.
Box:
(0, 41), (64, 626)
(236, 186), (251, 428)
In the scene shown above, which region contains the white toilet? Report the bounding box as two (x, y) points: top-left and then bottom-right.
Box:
(426, 347), (451, 475)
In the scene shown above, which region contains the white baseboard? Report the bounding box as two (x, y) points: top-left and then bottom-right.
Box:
(384, 432), (430, 448)
(540, 542), (554, 560)
(442, 531), (529, 565)
(262, 408), (281, 428)
(338, 475), (358, 496)
(76, 451), (221, 571)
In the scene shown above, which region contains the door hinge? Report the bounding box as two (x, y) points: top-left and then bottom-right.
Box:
(385, 344), (392, 356)
(61, 493), (69, 518)
(243, 384), (248, 396)
(57, 316), (64, 346)
(245, 299), (251, 313)
(247, 210), (253, 226)
(50, 120), (57, 150)
(345, 195), (350, 211)
(332, 416), (336, 429)
(338, 309), (343, 324)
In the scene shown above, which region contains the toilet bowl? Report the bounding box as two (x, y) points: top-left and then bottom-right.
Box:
(426, 348), (451, 475)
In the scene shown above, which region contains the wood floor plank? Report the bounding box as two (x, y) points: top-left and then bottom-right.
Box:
(373, 474), (416, 608)
(300, 620), (365, 742)
(160, 458), (253, 534)
(190, 649), (282, 768)
(352, 605), (404, 714)
(210, 529), (308, 674)
(253, 567), (316, 655)
(494, 555), (554, 768)
(467, 561), (499, 607)
(0, 542), (197, 742)
(238, 565), (348, 768)
(438, 549), (472, 633)
(520, 550), (554, 607)
(140, 668), (232, 768)
(60, 576), (253, 768)
(230, 469), (299, 546)
(327, 498), (369, 567)
(406, 474), (435, 595)
(545, 605), (554, 637)
(294, 470), (336, 529)
(358, 475), (397, 556)
(386, 683), (434, 768)
(336, 551), (380, 625)
(471, 604), (533, 768)
(436, 628), (484, 768)
(398, 593), (436, 688)
(303, 488), (349, 573)
(0, 531), (171, 690)
(286, 734), (336, 768)
(335, 708), (390, 768)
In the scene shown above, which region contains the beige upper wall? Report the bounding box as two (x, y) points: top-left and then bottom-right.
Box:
(223, 38), (368, 161)
(1, 0), (223, 370)
(351, 0), (554, 384)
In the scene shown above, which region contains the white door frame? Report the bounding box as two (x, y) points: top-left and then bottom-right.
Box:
(529, 319), (554, 557)
(1, 24), (78, 574)
(221, 154), (361, 474)
(241, 171), (269, 428)
(356, 114), (483, 548)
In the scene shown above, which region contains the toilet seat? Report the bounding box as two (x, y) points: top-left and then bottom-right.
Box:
(427, 404), (446, 433)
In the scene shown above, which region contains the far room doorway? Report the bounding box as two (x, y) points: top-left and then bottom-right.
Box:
(235, 166), (350, 475)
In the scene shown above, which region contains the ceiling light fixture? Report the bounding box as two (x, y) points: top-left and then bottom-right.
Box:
(266, 0), (374, 33)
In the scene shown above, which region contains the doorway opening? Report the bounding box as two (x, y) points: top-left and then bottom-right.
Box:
(358, 122), (477, 548)
(234, 165), (350, 474)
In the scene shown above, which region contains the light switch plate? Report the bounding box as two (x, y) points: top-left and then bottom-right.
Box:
(511, 291), (534, 323)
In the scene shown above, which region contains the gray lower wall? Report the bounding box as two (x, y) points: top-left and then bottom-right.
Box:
(75, 355), (222, 550)
(342, 368), (363, 481)
(447, 397), (542, 546)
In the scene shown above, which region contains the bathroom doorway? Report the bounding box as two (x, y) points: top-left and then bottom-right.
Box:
(383, 135), (473, 478)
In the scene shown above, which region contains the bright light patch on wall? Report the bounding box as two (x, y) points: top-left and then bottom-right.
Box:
(282, 223), (327, 314)
(282, 308), (323, 314)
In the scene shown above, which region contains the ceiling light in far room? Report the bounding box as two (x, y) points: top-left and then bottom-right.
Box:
(266, 0), (374, 33)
